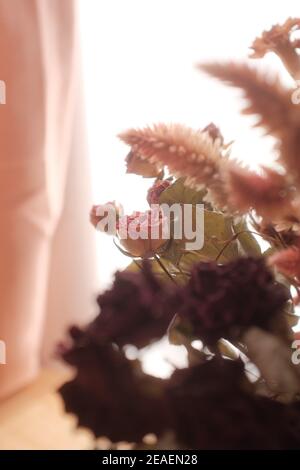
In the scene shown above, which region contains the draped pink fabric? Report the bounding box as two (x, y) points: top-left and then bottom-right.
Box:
(0, 0), (97, 398)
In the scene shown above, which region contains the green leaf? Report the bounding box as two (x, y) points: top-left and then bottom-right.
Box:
(159, 177), (208, 206)
(159, 178), (240, 268)
(233, 218), (262, 257)
(124, 256), (187, 285)
(160, 212), (240, 276)
(174, 210), (239, 272)
(160, 238), (183, 266)
(262, 246), (277, 257)
(201, 209), (238, 260)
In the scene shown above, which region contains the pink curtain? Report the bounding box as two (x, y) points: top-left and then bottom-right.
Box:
(0, 0), (98, 399)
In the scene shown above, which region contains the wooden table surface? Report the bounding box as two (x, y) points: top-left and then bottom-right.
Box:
(0, 366), (94, 450)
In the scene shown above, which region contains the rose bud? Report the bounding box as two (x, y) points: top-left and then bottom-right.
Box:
(202, 122), (224, 145)
(147, 179), (172, 206)
(90, 201), (122, 234)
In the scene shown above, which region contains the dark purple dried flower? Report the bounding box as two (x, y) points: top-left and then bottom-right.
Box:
(167, 358), (300, 449)
(89, 261), (177, 348)
(59, 330), (171, 443)
(178, 257), (288, 345)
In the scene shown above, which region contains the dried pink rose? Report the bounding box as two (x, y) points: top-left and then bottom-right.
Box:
(117, 208), (169, 257)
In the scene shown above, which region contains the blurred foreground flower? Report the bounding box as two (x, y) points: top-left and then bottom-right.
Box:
(60, 331), (170, 443)
(178, 257), (288, 345)
(89, 260), (177, 348)
(167, 357), (300, 449)
(200, 60), (300, 192)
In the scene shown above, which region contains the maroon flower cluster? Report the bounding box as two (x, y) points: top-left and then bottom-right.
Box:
(60, 335), (300, 448)
(60, 327), (171, 442)
(88, 261), (177, 348)
(167, 358), (300, 449)
(177, 257), (288, 345)
(59, 257), (297, 448)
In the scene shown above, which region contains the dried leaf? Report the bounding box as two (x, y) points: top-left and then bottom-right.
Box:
(125, 257), (187, 285)
(233, 218), (262, 257)
(250, 17), (300, 80)
(160, 209), (239, 273)
(158, 177), (208, 206)
(125, 150), (163, 177)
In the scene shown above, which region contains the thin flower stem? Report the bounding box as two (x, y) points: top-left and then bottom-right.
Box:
(245, 230), (281, 245)
(133, 259), (142, 271)
(215, 234), (239, 262)
(269, 227), (288, 249)
(215, 229), (283, 262)
(169, 260), (191, 278)
(154, 254), (178, 285)
(248, 214), (287, 249)
(249, 212), (261, 232)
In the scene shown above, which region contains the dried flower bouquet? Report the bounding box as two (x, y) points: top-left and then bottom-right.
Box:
(59, 18), (300, 450)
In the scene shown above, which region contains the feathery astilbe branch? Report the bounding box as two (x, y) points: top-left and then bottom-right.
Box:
(119, 123), (235, 211)
(227, 166), (299, 222)
(279, 129), (300, 188)
(200, 62), (300, 189)
(250, 18), (300, 80)
(200, 62), (294, 140)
